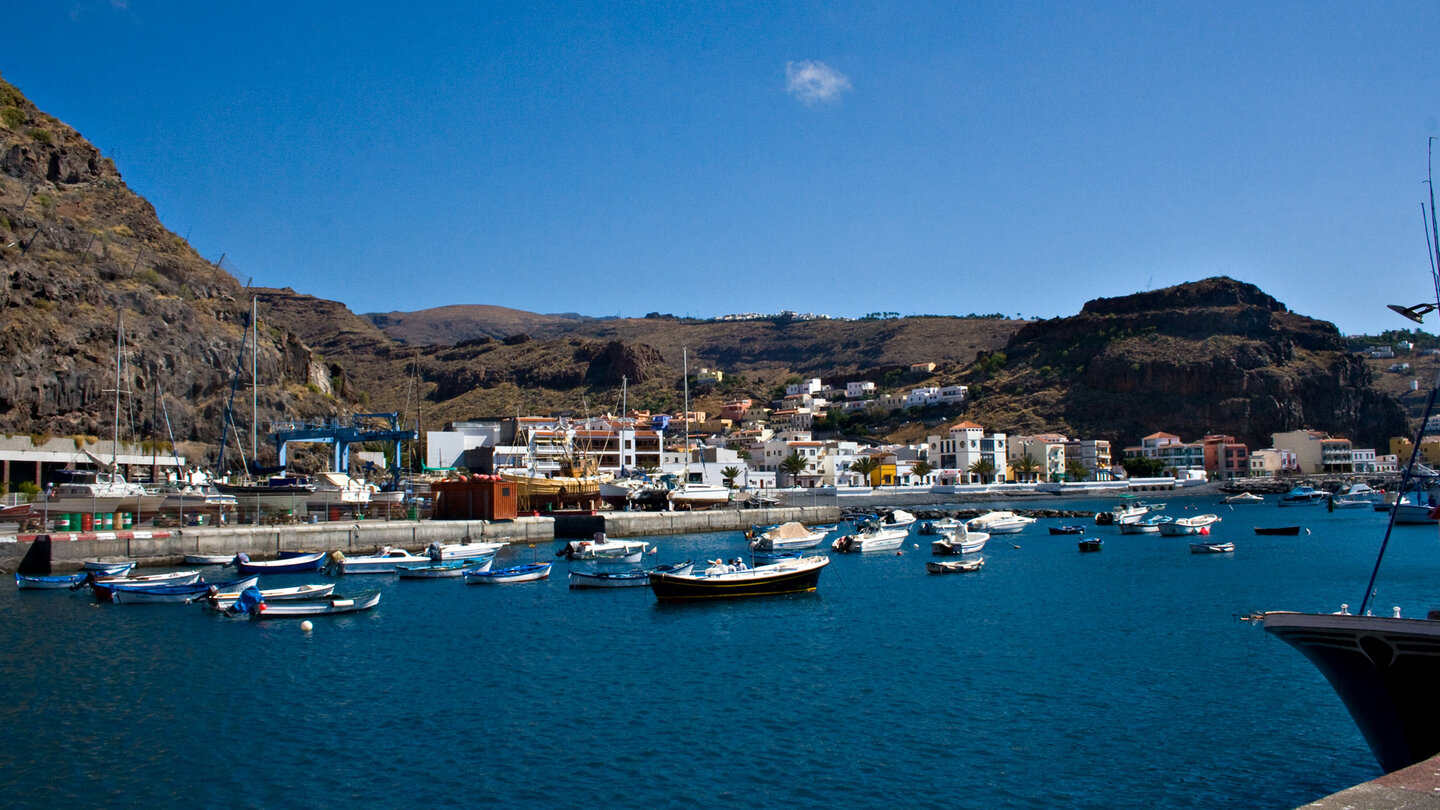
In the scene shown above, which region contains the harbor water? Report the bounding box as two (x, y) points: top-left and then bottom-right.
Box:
(2, 492), (1430, 808)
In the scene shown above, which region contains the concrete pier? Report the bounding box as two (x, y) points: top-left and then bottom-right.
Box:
(0, 506), (842, 569)
(1302, 754), (1440, 808)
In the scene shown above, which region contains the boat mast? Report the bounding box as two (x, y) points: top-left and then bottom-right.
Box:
(112, 310), (123, 470)
(1359, 140), (1440, 615)
(251, 296), (258, 465)
(683, 348), (689, 481)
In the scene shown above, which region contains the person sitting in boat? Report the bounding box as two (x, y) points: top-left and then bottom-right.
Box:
(735, 558), (748, 571)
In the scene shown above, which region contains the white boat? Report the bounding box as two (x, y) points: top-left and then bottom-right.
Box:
(557, 533), (649, 562)
(917, 518), (965, 535)
(648, 556), (829, 601)
(330, 547), (431, 574)
(83, 560), (137, 575)
(1392, 495), (1439, 524)
(160, 484), (237, 512)
(204, 582), (336, 608)
(1334, 482), (1384, 504)
(214, 473), (316, 515)
(108, 575), (260, 604)
(1119, 515), (1174, 534)
(931, 527), (989, 555)
(427, 540), (505, 562)
(1223, 492), (1264, 504)
(95, 570), (201, 587)
(926, 558), (985, 574)
(463, 561), (551, 584)
(306, 471), (372, 509)
(1189, 541), (1235, 554)
(397, 561), (478, 579)
(1332, 497), (1374, 509)
(966, 511), (1035, 534)
(1157, 514), (1221, 536)
(47, 469), (166, 515)
(1278, 486), (1327, 507)
(568, 561), (695, 589)
(667, 481), (732, 511)
(749, 522), (828, 551)
(183, 553), (235, 565)
(831, 526), (908, 553)
(878, 509), (917, 529)
(1096, 500), (1154, 525)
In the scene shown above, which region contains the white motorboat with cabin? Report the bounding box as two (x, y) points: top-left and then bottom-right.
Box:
(1157, 514), (1221, 536)
(307, 471), (372, 510)
(557, 533), (650, 562)
(1278, 486), (1327, 507)
(931, 526), (989, 555)
(831, 525), (908, 553)
(47, 470), (166, 515)
(328, 547), (431, 574)
(966, 511), (1035, 535)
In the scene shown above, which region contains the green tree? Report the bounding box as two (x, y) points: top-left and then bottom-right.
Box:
(968, 457), (996, 484)
(909, 460), (934, 484)
(780, 453), (809, 487)
(1121, 456), (1166, 478)
(1012, 454), (1042, 482)
(1065, 459), (1090, 483)
(721, 466), (742, 489)
(849, 456), (881, 486)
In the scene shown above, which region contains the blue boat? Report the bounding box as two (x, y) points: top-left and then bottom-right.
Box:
(463, 562), (551, 584)
(15, 572), (87, 590)
(751, 549), (803, 566)
(233, 551), (328, 575)
(95, 575), (261, 604)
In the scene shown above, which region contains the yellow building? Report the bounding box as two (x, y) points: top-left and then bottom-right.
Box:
(1389, 436), (1440, 467)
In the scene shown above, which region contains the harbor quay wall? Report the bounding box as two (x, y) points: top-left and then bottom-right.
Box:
(0, 517), (556, 571)
(597, 505), (839, 538)
(0, 506), (840, 569)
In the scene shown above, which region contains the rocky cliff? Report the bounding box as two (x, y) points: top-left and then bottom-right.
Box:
(961, 277), (1407, 449)
(0, 76), (347, 467)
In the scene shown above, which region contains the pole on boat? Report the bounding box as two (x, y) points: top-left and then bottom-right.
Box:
(1361, 139), (1440, 615)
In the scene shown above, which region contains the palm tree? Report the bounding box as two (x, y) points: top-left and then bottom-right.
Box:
(780, 453), (809, 487)
(1012, 455), (1041, 483)
(1065, 460), (1089, 483)
(968, 457), (996, 484)
(909, 460), (934, 485)
(721, 466), (742, 489)
(848, 456), (881, 486)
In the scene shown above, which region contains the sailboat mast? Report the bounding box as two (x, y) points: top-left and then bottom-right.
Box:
(251, 296), (258, 463)
(682, 349), (689, 477)
(112, 310), (123, 468)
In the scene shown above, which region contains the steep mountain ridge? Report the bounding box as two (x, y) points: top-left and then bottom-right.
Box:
(959, 277), (1407, 449)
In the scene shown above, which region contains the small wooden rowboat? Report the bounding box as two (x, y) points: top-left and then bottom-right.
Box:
(925, 558), (985, 574)
(233, 551), (327, 575)
(1078, 538), (1103, 552)
(464, 562), (551, 584)
(248, 590), (381, 618)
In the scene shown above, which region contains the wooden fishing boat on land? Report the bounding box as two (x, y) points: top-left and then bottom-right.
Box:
(926, 558), (985, 574)
(648, 556), (829, 602)
(464, 562), (551, 584)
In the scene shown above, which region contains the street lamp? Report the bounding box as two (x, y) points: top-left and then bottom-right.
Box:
(1387, 303), (1437, 323)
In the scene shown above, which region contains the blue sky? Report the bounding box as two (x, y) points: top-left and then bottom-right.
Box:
(7, 2), (1440, 334)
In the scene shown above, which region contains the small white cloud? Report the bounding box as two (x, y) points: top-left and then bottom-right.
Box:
(785, 60), (852, 106)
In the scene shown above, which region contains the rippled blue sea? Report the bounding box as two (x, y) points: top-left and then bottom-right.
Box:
(2, 493), (1432, 808)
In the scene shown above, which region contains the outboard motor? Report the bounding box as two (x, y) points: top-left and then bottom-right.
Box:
(427, 541), (443, 562)
(232, 585), (265, 615)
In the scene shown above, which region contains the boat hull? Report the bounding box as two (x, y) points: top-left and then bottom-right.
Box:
(648, 558), (828, 602)
(464, 562), (551, 584)
(1188, 542), (1235, 553)
(234, 551), (327, 575)
(1264, 611), (1440, 773)
(15, 572), (86, 590)
(926, 559), (984, 574)
(1077, 539), (1103, 552)
(252, 590), (382, 618)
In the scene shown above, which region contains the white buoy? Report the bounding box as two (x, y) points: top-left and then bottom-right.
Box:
(300, 620), (313, 632)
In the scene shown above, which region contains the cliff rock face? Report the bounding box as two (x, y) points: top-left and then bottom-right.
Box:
(964, 277), (1407, 450)
(0, 77), (347, 466)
